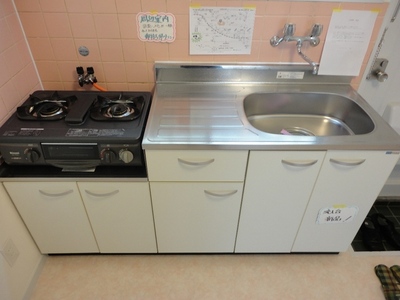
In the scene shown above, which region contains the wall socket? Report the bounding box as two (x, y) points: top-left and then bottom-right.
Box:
(1, 238), (20, 267)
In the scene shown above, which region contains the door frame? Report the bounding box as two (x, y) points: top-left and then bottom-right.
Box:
(358, 0), (400, 115)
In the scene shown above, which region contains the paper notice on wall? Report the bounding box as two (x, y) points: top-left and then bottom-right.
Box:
(318, 10), (378, 76)
(137, 12), (176, 43)
(189, 6), (256, 55)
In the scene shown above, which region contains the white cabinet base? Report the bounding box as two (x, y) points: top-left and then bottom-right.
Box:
(78, 182), (157, 253)
(292, 151), (400, 253)
(4, 182), (99, 254)
(151, 182), (243, 253)
(235, 151), (325, 253)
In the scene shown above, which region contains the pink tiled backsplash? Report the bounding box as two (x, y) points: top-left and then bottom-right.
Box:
(6, 0), (391, 95)
(0, 0), (389, 128)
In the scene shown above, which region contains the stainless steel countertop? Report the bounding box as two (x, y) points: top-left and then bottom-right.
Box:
(142, 63), (400, 151)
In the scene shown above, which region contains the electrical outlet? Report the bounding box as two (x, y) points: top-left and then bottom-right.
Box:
(1, 239), (20, 267)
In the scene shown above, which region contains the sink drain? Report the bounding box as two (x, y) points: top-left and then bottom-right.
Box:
(282, 127), (315, 136)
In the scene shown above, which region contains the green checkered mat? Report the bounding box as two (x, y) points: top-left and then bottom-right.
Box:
(391, 266), (400, 283)
(375, 264), (400, 300)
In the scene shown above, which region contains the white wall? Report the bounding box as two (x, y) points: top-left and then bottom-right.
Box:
(0, 184), (43, 300)
(0, 0), (44, 299)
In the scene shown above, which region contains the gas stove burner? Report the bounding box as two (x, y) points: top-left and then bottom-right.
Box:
(30, 102), (67, 118)
(90, 94), (144, 121)
(17, 91), (76, 121)
(105, 103), (136, 118)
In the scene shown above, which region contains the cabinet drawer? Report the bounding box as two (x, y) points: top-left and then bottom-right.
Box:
(146, 150), (248, 181)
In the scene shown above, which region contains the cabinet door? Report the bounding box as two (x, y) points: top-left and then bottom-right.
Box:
(78, 182), (157, 253)
(292, 150), (400, 252)
(235, 151), (325, 253)
(4, 182), (98, 254)
(151, 182), (243, 253)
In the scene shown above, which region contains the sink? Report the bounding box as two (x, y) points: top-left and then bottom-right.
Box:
(243, 93), (375, 136)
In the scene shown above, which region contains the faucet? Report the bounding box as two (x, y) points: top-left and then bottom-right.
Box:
(270, 23), (323, 75)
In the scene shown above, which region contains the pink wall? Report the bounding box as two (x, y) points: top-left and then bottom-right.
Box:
(14, 0), (387, 92)
(0, 0), (41, 125)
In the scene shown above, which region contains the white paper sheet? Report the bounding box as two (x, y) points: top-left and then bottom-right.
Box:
(318, 10), (378, 76)
(189, 7), (256, 55)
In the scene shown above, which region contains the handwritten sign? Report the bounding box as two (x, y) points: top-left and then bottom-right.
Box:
(316, 205), (359, 224)
(137, 12), (176, 43)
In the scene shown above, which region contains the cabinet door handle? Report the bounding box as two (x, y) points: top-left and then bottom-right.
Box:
(329, 158), (366, 166)
(281, 159), (318, 167)
(204, 190), (238, 197)
(84, 189), (119, 197)
(178, 158), (215, 166)
(39, 189), (74, 197)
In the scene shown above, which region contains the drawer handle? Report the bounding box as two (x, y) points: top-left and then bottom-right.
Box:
(204, 190), (238, 197)
(330, 158), (366, 166)
(178, 158), (215, 166)
(281, 159), (318, 167)
(39, 189), (74, 197)
(84, 189), (120, 197)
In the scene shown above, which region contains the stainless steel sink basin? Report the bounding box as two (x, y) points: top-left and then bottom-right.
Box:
(243, 93), (375, 136)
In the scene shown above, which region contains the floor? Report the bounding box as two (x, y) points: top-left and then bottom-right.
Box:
(29, 249), (399, 300)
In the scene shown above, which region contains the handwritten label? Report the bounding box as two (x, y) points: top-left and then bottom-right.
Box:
(316, 206), (359, 224)
(137, 12), (176, 43)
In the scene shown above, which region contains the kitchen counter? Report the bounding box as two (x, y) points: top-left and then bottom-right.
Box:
(142, 62), (400, 151)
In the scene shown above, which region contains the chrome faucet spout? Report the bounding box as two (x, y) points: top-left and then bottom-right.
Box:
(297, 43), (319, 75)
(270, 23), (323, 75)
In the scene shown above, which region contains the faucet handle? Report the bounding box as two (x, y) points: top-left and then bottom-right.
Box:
(310, 24), (323, 37)
(283, 23), (295, 36)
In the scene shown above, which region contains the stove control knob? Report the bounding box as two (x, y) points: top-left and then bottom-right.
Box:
(25, 148), (40, 163)
(101, 149), (116, 163)
(119, 149), (134, 163)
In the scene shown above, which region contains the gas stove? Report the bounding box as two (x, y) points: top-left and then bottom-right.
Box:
(0, 90), (151, 172)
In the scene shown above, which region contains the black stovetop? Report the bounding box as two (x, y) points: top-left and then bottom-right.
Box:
(0, 90), (152, 144)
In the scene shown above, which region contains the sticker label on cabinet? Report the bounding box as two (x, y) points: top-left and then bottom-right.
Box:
(316, 205), (359, 224)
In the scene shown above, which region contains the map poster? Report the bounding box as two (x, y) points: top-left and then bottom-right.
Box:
(190, 6), (256, 55)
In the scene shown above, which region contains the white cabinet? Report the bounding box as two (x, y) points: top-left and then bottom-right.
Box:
(292, 150), (400, 252)
(235, 151), (326, 253)
(3, 182), (98, 254)
(151, 182), (243, 252)
(4, 181), (157, 254)
(146, 150), (248, 253)
(78, 182), (157, 253)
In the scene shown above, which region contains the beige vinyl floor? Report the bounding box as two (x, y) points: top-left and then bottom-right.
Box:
(29, 249), (400, 300)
